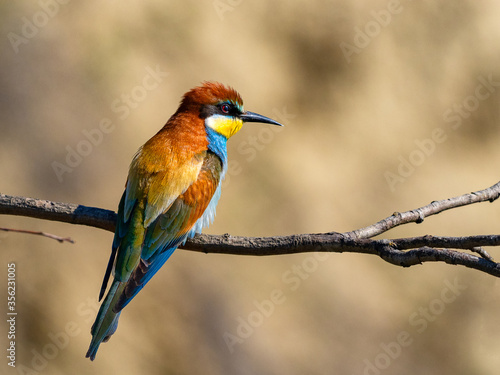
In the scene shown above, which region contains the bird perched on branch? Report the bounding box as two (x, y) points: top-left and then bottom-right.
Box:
(86, 81), (283, 360)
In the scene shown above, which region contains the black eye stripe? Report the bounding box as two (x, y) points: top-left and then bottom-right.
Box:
(200, 102), (242, 119)
(217, 102), (241, 116)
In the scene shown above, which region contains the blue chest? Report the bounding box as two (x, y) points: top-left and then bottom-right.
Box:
(205, 126), (228, 175)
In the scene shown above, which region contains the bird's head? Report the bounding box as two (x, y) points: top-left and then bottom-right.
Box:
(178, 81), (283, 139)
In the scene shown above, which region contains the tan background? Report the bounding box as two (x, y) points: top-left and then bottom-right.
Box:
(1, 1), (500, 374)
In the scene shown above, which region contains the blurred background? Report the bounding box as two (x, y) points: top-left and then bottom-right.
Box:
(1, 0), (500, 374)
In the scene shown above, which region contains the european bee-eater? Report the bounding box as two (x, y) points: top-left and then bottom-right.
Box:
(86, 81), (282, 360)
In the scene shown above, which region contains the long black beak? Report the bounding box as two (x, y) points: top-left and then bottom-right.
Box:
(240, 111), (283, 126)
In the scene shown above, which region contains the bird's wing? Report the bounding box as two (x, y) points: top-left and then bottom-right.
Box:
(114, 151), (223, 311)
(124, 146), (207, 228)
(98, 150), (222, 302)
(98, 146), (206, 300)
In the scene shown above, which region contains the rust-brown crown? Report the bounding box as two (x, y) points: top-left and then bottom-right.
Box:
(178, 81), (243, 111)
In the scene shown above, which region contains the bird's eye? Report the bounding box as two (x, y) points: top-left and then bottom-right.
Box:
(220, 104), (231, 114)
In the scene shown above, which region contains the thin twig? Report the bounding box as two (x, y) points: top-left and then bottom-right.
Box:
(344, 181), (500, 239)
(470, 246), (494, 261)
(0, 227), (74, 243)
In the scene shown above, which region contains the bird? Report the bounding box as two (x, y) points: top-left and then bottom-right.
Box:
(86, 81), (283, 360)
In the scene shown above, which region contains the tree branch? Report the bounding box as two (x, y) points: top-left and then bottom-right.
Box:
(0, 194), (116, 232)
(1, 181), (500, 277)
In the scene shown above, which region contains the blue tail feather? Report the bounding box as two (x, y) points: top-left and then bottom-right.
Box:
(86, 280), (124, 361)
